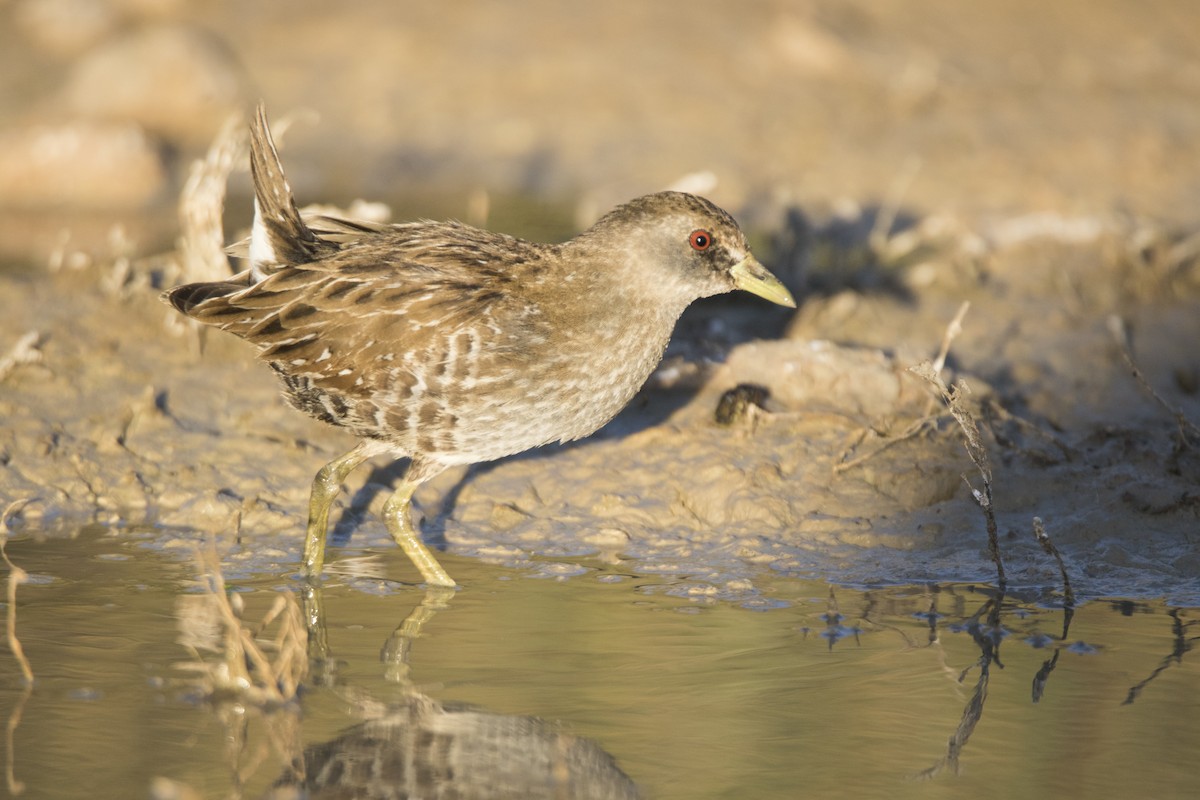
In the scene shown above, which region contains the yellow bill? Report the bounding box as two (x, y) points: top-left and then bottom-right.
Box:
(730, 255), (796, 308)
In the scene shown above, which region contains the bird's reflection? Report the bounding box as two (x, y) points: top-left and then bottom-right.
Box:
(270, 584), (641, 799)
(265, 693), (641, 800)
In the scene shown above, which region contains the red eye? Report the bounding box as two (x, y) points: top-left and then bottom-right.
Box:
(689, 230), (712, 251)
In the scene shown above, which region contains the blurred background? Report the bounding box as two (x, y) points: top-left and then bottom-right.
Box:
(2, 0), (1199, 261)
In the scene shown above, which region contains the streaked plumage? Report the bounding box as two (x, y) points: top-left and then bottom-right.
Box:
(164, 103), (795, 586)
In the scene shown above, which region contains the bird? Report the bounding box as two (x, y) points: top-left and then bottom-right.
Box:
(164, 103), (796, 588)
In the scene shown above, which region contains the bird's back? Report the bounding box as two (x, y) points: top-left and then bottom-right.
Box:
(164, 104), (716, 466)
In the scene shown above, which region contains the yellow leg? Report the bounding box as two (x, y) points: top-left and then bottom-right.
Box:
(300, 581), (337, 683)
(383, 478), (456, 587)
(303, 443), (374, 577)
(381, 586), (455, 685)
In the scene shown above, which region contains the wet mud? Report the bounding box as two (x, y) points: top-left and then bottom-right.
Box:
(1, 0), (1199, 605)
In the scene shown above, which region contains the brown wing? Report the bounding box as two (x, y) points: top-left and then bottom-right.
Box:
(171, 222), (552, 439)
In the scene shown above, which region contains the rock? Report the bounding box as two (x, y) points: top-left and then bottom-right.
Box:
(0, 119), (167, 208)
(13, 0), (120, 58)
(720, 338), (917, 421)
(61, 24), (249, 149)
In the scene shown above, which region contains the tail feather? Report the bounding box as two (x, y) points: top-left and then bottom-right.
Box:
(162, 280), (246, 315)
(248, 102), (321, 280)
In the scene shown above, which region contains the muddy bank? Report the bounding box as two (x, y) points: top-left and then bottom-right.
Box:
(1, 0), (1199, 604)
(2, 203), (1198, 604)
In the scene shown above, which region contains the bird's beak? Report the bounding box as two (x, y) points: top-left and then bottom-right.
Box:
(730, 255), (796, 308)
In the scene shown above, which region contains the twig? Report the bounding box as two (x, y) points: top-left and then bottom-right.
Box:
(910, 363), (1007, 588)
(1032, 517), (1074, 607)
(835, 303), (968, 473)
(1027, 515), (1076, 704)
(980, 397), (1072, 461)
(1107, 315), (1200, 446)
(932, 302), (970, 375)
(833, 412), (942, 474)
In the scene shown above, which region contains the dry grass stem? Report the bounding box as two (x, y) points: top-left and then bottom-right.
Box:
(176, 546), (307, 706)
(1107, 315), (1200, 446)
(835, 303), (969, 473)
(3, 681), (28, 800)
(0, 333), (43, 384)
(910, 362), (1007, 587)
(1, 501), (34, 796)
(169, 112), (245, 354)
(1, 503), (34, 685)
(1032, 517), (1075, 607)
(4, 682), (29, 797)
(178, 113), (245, 286)
(979, 397), (1072, 461)
(931, 301), (970, 376)
(223, 707), (304, 800)
(832, 413), (942, 474)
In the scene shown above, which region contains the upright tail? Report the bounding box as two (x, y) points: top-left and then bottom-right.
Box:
(248, 102), (321, 281)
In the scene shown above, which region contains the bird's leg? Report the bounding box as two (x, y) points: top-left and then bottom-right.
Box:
(300, 581), (338, 684)
(382, 476), (456, 587)
(304, 442), (374, 577)
(381, 586), (456, 686)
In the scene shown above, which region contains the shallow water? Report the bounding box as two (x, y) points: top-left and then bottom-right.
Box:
(0, 528), (1197, 799)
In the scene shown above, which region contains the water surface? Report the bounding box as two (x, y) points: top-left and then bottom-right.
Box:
(0, 528), (1196, 799)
